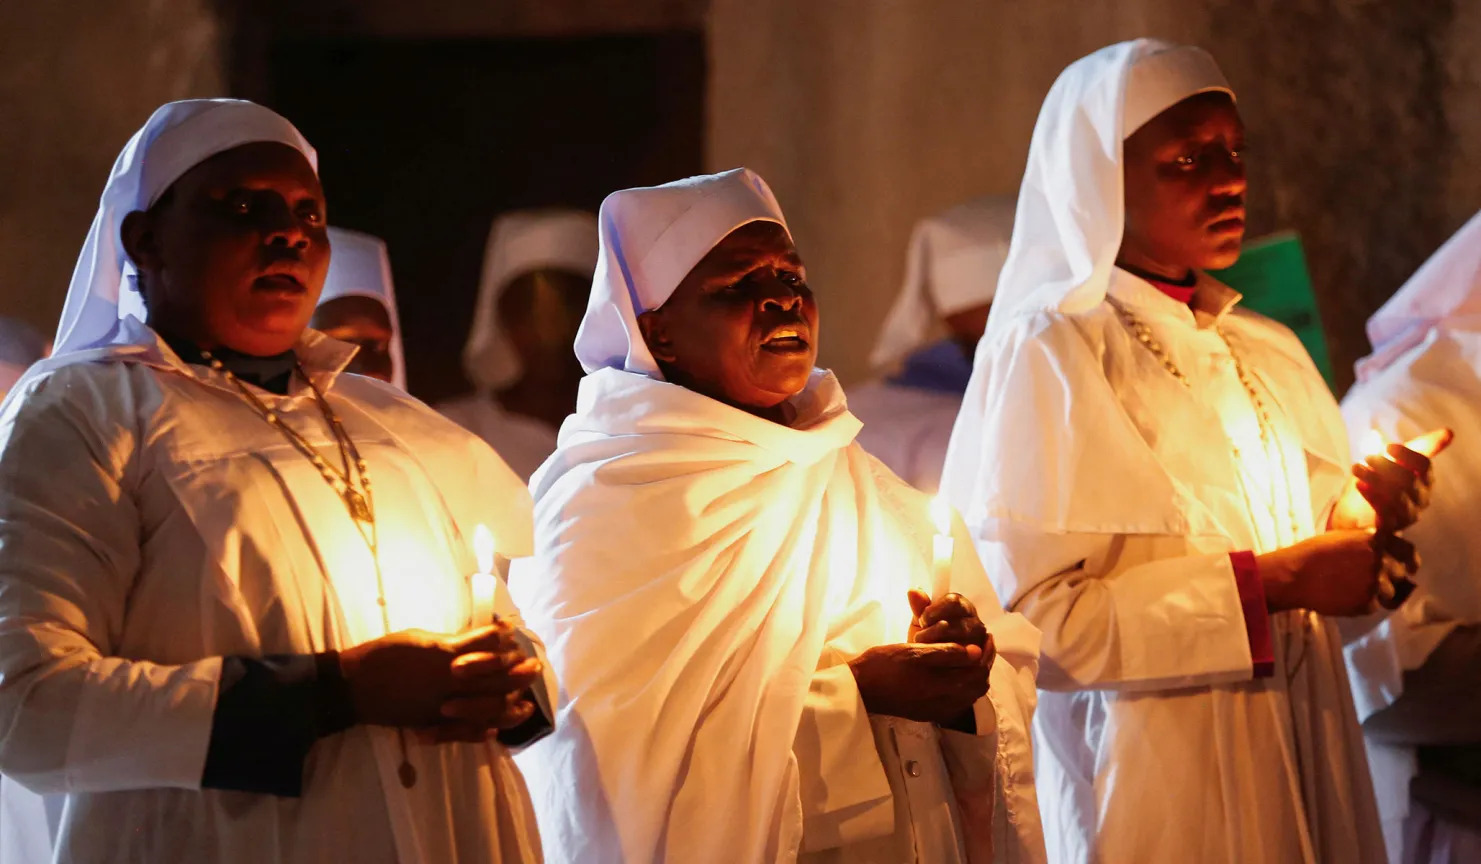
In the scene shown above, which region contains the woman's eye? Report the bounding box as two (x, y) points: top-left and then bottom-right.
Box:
(1229, 149), (1243, 163)
(1174, 155), (1197, 169)
(227, 194), (253, 214)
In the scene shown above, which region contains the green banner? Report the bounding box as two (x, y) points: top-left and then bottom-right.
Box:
(1210, 231), (1335, 390)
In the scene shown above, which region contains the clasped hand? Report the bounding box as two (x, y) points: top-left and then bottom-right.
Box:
(338, 619), (542, 742)
(847, 590), (994, 727)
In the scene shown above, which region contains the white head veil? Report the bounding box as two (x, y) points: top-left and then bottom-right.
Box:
(54, 99), (316, 356)
(1355, 210), (1481, 383)
(573, 168), (789, 378)
(983, 39), (1232, 340)
(869, 196), (1016, 372)
(462, 209), (599, 392)
(942, 39), (1236, 537)
(318, 226), (406, 390)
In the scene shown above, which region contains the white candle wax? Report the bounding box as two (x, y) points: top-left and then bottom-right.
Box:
(471, 524), (498, 626)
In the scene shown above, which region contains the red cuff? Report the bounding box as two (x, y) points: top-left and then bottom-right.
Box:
(1230, 551), (1274, 679)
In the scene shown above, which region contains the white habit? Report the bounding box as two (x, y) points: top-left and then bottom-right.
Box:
(1343, 209), (1481, 864)
(941, 40), (1385, 863)
(0, 99), (552, 864)
(439, 209), (599, 481)
(512, 169), (1047, 863)
(852, 198), (1014, 493)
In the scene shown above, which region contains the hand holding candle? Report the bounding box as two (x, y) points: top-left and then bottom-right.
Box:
(1354, 429), (1450, 609)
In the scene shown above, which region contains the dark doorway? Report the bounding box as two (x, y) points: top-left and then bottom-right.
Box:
(261, 34), (705, 401)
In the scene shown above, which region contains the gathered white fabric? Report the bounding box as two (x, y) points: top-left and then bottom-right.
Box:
(516, 169), (1044, 863)
(1121, 43), (1233, 136)
(463, 209), (599, 392)
(941, 39), (1383, 864)
(573, 167), (788, 377)
(320, 226), (407, 390)
(54, 99), (316, 357)
(869, 197), (1016, 373)
(513, 368), (1044, 863)
(1342, 210), (1481, 862)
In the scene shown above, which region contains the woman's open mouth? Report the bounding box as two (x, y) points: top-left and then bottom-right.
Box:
(253, 273), (307, 295)
(762, 326), (811, 355)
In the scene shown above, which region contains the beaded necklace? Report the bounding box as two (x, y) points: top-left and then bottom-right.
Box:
(201, 350), (419, 788)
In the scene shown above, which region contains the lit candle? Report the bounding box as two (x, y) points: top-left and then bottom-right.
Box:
(1362, 428), (1388, 461)
(470, 524), (498, 626)
(930, 496), (955, 596)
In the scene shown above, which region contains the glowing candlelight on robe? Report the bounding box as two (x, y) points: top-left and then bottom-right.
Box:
(930, 496), (955, 594)
(471, 524), (498, 626)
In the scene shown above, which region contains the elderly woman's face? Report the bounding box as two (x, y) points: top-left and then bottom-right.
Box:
(639, 220), (818, 416)
(122, 141), (330, 356)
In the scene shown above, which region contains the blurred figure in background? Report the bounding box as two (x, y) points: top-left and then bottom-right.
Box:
(851, 198), (1013, 492)
(0, 318), (49, 399)
(311, 226), (404, 388)
(440, 209), (598, 480)
(1344, 210), (1481, 864)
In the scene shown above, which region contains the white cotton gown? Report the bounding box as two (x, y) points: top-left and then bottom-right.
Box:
(0, 319), (549, 864)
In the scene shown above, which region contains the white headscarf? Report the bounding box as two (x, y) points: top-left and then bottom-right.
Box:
(573, 168), (789, 377)
(54, 99), (316, 357)
(982, 39), (1232, 340)
(319, 226), (406, 390)
(869, 196), (1015, 372)
(462, 209), (599, 392)
(1355, 209), (1481, 383)
(943, 39), (1236, 536)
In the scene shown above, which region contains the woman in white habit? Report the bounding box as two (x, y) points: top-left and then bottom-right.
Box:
(851, 198), (1014, 493)
(941, 39), (1445, 863)
(312, 225), (407, 388)
(1343, 210), (1481, 864)
(511, 168), (1045, 864)
(0, 99), (553, 863)
(439, 209), (598, 481)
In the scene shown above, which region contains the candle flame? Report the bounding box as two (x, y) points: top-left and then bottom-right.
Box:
(1362, 429), (1387, 460)
(930, 496), (952, 536)
(474, 524), (496, 574)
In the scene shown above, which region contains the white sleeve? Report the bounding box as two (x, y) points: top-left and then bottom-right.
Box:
(991, 525), (1256, 692)
(793, 658), (895, 853)
(0, 373), (220, 794)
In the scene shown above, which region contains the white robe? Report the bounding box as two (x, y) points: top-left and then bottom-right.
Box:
(1342, 323), (1481, 864)
(512, 367), (1046, 863)
(438, 394), (559, 483)
(0, 318), (551, 864)
(945, 271), (1385, 863)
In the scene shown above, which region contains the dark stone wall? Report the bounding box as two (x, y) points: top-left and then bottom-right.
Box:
(1205, 0), (1459, 393)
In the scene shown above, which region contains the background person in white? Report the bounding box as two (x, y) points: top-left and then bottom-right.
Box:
(1343, 210), (1481, 864)
(0, 99), (553, 863)
(512, 168), (1045, 864)
(440, 209), (599, 481)
(941, 40), (1444, 863)
(851, 198), (1013, 493)
(311, 226), (406, 388)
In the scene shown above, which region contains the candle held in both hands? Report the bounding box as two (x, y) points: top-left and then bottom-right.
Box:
(471, 524), (498, 627)
(930, 496), (955, 593)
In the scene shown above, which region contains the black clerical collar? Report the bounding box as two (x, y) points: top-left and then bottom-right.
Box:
(164, 334), (298, 396)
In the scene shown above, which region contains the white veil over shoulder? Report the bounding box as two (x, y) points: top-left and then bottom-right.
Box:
(942, 39), (1233, 537)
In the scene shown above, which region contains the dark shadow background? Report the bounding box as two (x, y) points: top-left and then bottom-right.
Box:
(251, 34), (704, 401)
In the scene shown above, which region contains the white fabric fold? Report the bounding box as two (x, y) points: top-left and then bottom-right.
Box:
(320, 226), (406, 390)
(464, 209), (599, 392)
(1342, 210), (1481, 862)
(513, 367), (1044, 863)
